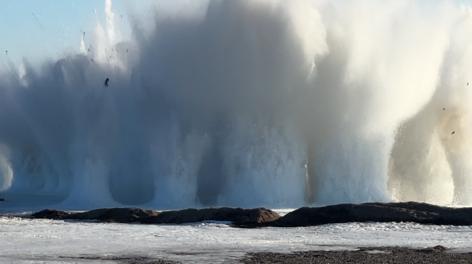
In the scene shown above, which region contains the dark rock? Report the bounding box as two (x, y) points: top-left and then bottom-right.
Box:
(268, 202), (472, 227)
(144, 207), (280, 226)
(31, 208), (157, 223)
(72, 208), (159, 223)
(30, 207), (280, 226)
(419, 245), (447, 253)
(30, 202), (472, 228)
(32, 209), (71, 220)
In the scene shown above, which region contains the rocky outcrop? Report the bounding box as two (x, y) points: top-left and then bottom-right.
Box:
(31, 208), (158, 223)
(32, 209), (71, 219)
(31, 207), (280, 225)
(268, 202), (472, 227)
(74, 208), (160, 223)
(143, 208), (280, 226)
(30, 202), (472, 227)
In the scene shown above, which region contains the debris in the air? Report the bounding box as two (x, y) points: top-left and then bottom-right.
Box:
(32, 12), (45, 30)
(451, 131), (456, 135)
(104, 78), (110, 87)
(442, 108), (446, 111)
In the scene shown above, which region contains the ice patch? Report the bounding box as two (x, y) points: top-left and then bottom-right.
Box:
(1, 217), (472, 263)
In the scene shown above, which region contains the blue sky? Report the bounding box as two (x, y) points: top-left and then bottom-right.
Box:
(0, 0), (157, 65)
(4, 0), (469, 66)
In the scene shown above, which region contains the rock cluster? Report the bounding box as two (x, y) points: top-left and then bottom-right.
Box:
(31, 202), (472, 227)
(269, 202), (472, 227)
(31, 207), (280, 226)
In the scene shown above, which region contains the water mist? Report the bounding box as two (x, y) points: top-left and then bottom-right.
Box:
(1, 0), (472, 209)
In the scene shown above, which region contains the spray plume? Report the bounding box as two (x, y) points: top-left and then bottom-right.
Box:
(0, 0), (471, 209)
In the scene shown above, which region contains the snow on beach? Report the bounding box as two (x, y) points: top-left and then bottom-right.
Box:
(1, 216), (472, 263)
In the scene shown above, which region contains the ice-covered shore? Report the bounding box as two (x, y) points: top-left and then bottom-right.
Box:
(1, 215), (472, 263)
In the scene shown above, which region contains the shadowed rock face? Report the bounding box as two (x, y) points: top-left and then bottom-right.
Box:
(269, 202), (472, 227)
(143, 208), (280, 225)
(31, 208), (159, 223)
(29, 202), (472, 227)
(32, 209), (71, 220)
(31, 207), (280, 226)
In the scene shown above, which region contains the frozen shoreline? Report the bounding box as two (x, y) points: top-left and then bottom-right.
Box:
(2, 216), (472, 263)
